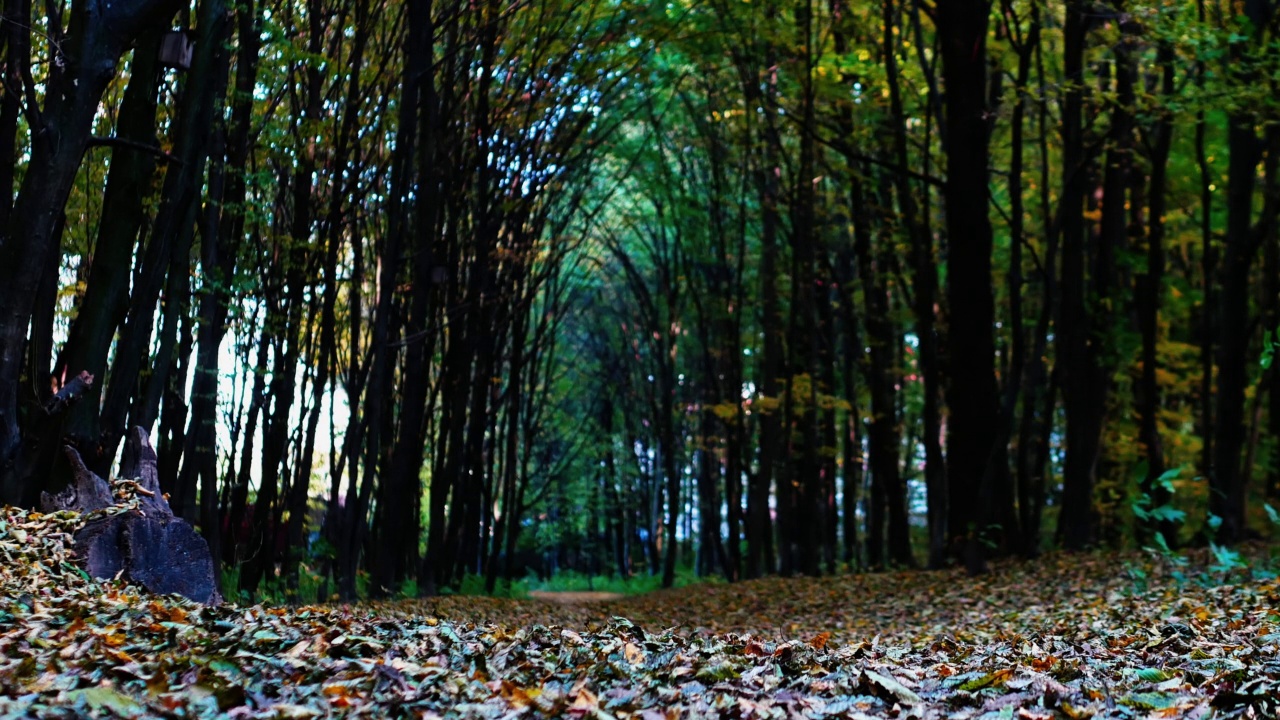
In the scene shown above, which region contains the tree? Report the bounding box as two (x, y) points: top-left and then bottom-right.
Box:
(937, 0), (1001, 570)
(0, 0), (184, 501)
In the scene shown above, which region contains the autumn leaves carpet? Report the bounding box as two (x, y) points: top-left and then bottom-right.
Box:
(1, 506), (1277, 718)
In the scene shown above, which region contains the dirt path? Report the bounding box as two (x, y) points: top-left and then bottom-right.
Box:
(527, 590), (626, 604)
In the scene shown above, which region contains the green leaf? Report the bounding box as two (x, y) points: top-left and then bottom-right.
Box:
(1157, 467), (1184, 492)
(864, 669), (922, 704)
(1136, 668), (1169, 683)
(1150, 506), (1186, 524)
(61, 562), (92, 583)
(1121, 692), (1177, 710)
(695, 661), (739, 682)
(67, 687), (146, 718)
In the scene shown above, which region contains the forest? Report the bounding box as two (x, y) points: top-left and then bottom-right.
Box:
(3, 0), (1280, 715)
(2, 0), (1280, 601)
(2, 0), (1280, 596)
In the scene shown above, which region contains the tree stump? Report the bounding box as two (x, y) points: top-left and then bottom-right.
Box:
(39, 427), (220, 604)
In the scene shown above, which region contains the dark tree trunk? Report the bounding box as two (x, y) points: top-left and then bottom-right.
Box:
(1137, 43), (1176, 545)
(1084, 10), (1133, 550)
(727, 20), (783, 580)
(858, 171), (903, 569)
(174, 0), (234, 597)
(279, 0), (328, 599)
(0, 0), (183, 500)
(696, 389), (724, 577)
(15, 239), (69, 507)
(55, 31), (164, 450)
(97, 0), (229, 480)
(293, 0), (366, 603)
(1212, 0), (1275, 543)
(816, 256), (839, 575)
(834, 218), (864, 569)
(148, 272), (193, 499)
(1016, 0), (1053, 560)
(1057, 0), (1101, 551)
(373, 0), (433, 596)
(486, 303), (526, 595)
(335, 231), (366, 601)
(659, 361), (681, 588)
(1213, 130), (1262, 542)
(783, 0), (820, 576)
(884, 0), (936, 569)
(937, 0), (999, 563)
(0, 0), (32, 229)
(1268, 177), (1280, 500)
(1195, 0), (1216, 482)
(829, 0), (863, 571)
(985, 0), (1040, 570)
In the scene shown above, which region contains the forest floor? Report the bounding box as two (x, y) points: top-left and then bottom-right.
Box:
(1, 505), (1278, 719)
(526, 591), (628, 604)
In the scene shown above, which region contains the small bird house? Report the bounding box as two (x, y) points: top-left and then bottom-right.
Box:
(158, 30), (194, 71)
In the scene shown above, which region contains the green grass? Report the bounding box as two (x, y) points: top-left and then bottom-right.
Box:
(220, 562), (359, 606)
(521, 566), (715, 595)
(222, 561), (720, 604)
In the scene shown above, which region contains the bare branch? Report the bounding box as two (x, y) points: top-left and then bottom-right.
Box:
(86, 136), (183, 165)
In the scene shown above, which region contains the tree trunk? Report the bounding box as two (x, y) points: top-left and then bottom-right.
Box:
(1137, 43), (1175, 545)
(1057, 0), (1101, 550)
(0, 0), (183, 500)
(1195, 0), (1216, 482)
(884, 0), (937, 569)
(0, 0), (32, 229)
(937, 0), (999, 562)
(859, 171), (902, 569)
(56, 32), (164, 450)
(1212, 0), (1275, 543)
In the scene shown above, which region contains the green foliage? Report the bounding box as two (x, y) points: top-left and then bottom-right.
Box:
(221, 562), (334, 606)
(440, 574), (529, 599)
(1207, 539), (1247, 576)
(525, 567), (711, 596)
(438, 568), (708, 599)
(1131, 465), (1189, 528)
(1132, 502), (1279, 591)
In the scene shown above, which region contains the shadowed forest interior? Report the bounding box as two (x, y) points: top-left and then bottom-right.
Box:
(1, 0), (1279, 606)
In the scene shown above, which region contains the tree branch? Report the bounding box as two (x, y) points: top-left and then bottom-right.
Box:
(86, 136), (183, 165)
(45, 370), (93, 416)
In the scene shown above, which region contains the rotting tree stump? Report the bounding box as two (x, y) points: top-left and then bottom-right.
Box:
(39, 427), (220, 604)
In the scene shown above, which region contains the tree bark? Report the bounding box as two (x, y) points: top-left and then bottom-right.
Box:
(885, 0), (938, 569)
(1212, 0), (1275, 543)
(56, 32), (164, 450)
(1057, 0), (1101, 550)
(1137, 43), (1176, 545)
(0, 0), (183, 500)
(937, 0), (1000, 562)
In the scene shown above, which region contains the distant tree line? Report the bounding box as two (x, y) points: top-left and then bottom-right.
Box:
(0, 0), (1276, 600)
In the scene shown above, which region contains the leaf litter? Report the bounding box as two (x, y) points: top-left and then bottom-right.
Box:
(0, 493), (1277, 718)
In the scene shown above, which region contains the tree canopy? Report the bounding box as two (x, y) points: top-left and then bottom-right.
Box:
(0, 0), (1278, 602)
